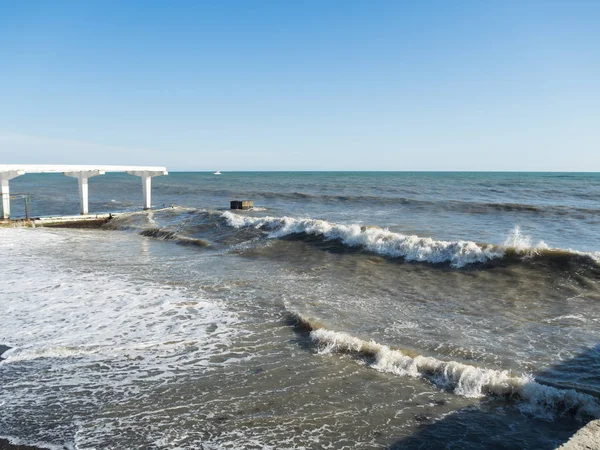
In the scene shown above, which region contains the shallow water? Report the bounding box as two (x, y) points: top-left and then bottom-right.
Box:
(1, 172), (600, 449)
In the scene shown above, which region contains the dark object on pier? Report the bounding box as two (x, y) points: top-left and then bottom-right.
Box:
(230, 200), (253, 210)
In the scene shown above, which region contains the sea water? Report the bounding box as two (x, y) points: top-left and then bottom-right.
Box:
(1, 172), (599, 449)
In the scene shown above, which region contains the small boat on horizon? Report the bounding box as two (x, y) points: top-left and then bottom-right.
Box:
(213, 170), (222, 175)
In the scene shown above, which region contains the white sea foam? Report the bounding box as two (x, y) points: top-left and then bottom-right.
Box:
(0, 228), (240, 447)
(503, 225), (549, 252)
(503, 226), (600, 263)
(222, 212), (503, 268)
(545, 315), (587, 323)
(223, 212), (600, 267)
(0, 257), (236, 367)
(308, 326), (600, 419)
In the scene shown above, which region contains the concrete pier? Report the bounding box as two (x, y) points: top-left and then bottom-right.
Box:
(0, 165), (168, 219)
(0, 213), (116, 229)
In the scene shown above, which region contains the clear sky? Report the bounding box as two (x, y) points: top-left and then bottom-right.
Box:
(0, 1), (598, 171)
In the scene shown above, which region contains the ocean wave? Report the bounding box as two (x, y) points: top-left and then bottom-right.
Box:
(222, 212), (600, 268)
(164, 185), (600, 217)
(139, 227), (210, 247)
(1, 345), (103, 363)
(288, 313), (600, 420)
(222, 211), (502, 267)
(103, 206), (202, 230)
(108, 210), (600, 269)
(449, 200), (598, 216)
(0, 345), (11, 360)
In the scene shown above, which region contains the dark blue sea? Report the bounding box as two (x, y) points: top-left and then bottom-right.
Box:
(1, 171), (599, 449)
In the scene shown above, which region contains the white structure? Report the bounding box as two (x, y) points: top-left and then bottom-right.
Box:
(0, 165), (168, 219)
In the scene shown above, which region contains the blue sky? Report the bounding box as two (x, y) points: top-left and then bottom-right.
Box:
(0, 1), (598, 171)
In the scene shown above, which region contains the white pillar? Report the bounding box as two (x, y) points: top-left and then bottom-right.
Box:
(78, 176), (89, 215)
(141, 175), (152, 210)
(1, 178), (9, 220)
(126, 170), (166, 210)
(64, 170), (105, 215)
(0, 170), (25, 219)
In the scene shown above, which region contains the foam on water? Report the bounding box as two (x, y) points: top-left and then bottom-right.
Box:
(222, 211), (503, 267)
(0, 260), (235, 368)
(0, 228), (239, 447)
(503, 225), (549, 252)
(3, 173), (600, 448)
(222, 212), (600, 269)
(288, 313), (600, 420)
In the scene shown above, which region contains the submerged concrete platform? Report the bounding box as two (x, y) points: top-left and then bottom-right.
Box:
(0, 213), (116, 228)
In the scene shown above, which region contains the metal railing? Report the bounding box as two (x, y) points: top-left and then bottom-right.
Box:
(9, 193), (32, 220)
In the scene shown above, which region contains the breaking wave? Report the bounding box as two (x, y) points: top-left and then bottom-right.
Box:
(287, 313), (600, 420)
(139, 228), (210, 247)
(222, 212), (600, 269)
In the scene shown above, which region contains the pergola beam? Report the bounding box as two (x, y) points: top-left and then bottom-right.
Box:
(0, 165), (168, 218)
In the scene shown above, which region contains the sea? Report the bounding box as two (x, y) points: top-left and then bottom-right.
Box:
(1, 171), (600, 449)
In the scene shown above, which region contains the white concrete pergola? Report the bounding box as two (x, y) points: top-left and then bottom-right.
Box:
(0, 165), (168, 219)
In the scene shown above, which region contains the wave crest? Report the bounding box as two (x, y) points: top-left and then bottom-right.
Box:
(140, 228), (210, 247)
(223, 212), (600, 269)
(288, 313), (600, 419)
(222, 212), (502, 268)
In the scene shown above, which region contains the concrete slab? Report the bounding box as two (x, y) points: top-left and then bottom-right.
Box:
(557, 420), (600, 450)
(0, 214), (116, 228)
